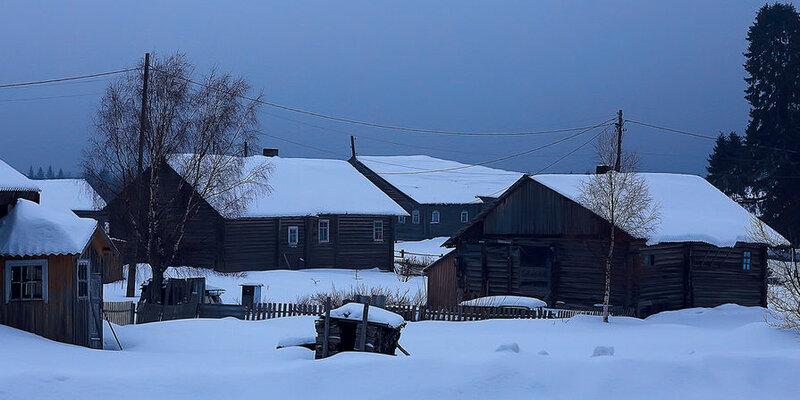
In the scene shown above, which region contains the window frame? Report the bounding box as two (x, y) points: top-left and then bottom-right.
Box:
(373, 220), (384, 242)
(77, 259), (90, 299)
(644, 254), (655, 267)
(411, 210), (420, 224)
(460, 210), (469, 223)
(743, 251), (752, 271)
(4, 259), (48, 303)
(287, 226), (299, 247)
(431, 210), (440, 224)
(318, 219), (330, 244)
(398, 215), (406, 224)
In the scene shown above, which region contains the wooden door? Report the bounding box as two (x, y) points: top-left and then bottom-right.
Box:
(512, 246), (552, 299)
(86, 259), (103, 349)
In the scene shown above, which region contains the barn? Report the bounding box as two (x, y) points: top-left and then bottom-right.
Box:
(107, 151), (408, 272)
(436, 173), (785, 316)
(0, 199), (119, 348)
(350, 154), (522, 240)
(36, 178), (107, 221)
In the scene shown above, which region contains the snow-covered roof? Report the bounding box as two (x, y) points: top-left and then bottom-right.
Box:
(531, 173), (787, 247)
(36, 179), (105, 212)
(0, 199), (98, 257)
(328, 302), (405, 328)
(356, 155), (523, 204)
(168, 155), (406, 218)
(0, 159), (39, 192)
(460, 295), (547, 309)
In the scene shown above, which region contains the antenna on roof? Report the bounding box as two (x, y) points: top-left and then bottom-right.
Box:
(350, 135), (357, 160)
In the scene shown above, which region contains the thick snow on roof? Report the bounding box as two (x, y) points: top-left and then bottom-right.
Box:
(532, 173), (787, 247)
(357, 155), (522, 204)
(37, 179), (105, 212)
(460, 295), (547, 309)
(0, 159), (39, 192)
(169, 155), (406, 218)
(328, 302), (405, 328)
(0, 199), (97, 257)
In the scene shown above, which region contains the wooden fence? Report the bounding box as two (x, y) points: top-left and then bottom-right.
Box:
(103, 301), (136, 325)
(241, 302), (620, 322)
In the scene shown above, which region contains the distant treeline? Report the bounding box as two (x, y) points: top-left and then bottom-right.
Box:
(26, 165), (79, 180)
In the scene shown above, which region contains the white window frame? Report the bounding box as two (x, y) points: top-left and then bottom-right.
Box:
(77, 259), (90, 299)
(4, 259), (48, 303)
(288, 226), (299, 247)
(431, 210), (440, 224)
(412, 210), (420, 224)
(743, 251), (752, 271)
(398, 215), (406, 224)
(373, 220), (384, 242)
(318, 219), (330, 243)
(460, 210), (469, 223)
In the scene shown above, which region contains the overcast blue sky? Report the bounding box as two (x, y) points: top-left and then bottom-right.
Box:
(0, 1), (777, 175)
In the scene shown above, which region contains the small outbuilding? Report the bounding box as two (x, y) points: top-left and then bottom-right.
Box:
(0, 199), (120, 348)
(314, 302), (406, 358)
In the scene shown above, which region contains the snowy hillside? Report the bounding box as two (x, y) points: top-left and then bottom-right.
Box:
(104, 266), (426, 304)
(0, 304), (796, 399)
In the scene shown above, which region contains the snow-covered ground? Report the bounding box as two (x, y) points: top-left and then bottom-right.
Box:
(104, 265), (426, 304)
(395, 237), (449, 258)
(0, 304), (797, 399)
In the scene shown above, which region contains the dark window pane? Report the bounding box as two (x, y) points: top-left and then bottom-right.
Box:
(11, 283), (21, 299)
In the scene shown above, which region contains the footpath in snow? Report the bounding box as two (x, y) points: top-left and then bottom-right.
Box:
(0, 304), (797, 399)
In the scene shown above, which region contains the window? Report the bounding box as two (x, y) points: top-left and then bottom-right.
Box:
(373, 220), (384, 242)
(77, 260), (89, 298)
(644, 254), (655, 267)
(743, 251), (752, 271)
(288, 226), (299, 246)
(4, 260), (47, 302)
(398, 215), (406, 224)
(412, 210), (420, 224)
(318, 219), (330, 243)
(460, 210), (469, 223)
(431, 210), (440, 224)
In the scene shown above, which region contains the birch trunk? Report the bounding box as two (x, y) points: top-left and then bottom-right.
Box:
(602, 226), (615, 323)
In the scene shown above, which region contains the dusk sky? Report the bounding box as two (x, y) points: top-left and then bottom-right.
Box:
(0, 1), (776, 176)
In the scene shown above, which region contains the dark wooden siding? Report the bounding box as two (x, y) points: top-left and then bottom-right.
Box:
(689, 244), (767, 308)
(335, 215), (395, 270)
(635, 243), (688, 314)
(0, 190), (39, 219)
(222, 219), (278, 272)
(425, 251), (459, 307)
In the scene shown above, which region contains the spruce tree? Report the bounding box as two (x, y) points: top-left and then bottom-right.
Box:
(744, 3), (800, 243)
(706, 132), (754, 207)
(27, 166), (34, 178)
(57, 168), (65, 179)
(36, 167), (44, 179)
(46, 165), (54, 179)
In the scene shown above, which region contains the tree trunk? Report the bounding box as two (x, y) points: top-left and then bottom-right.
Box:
(125, 262), (137, 297)
(150, 264), (166, 305)
(602, 227), (616, 323)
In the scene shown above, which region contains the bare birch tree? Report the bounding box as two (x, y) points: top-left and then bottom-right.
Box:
(750, 219), (799, 332)
(83, 53), (269, 303)
(577, 132), (660, 322)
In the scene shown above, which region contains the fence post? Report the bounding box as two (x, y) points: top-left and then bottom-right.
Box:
(322, 297), (331, 358)
(129, 302), (136, 325)
(356, 301), (370, 351)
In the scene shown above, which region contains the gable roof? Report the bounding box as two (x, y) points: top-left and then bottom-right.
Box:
(168, 155), (407, 218)
(37, 179), (105, 212)
(448, 173), (787, 248)
(355, 155), (523, 204)
(0, 159), (39, 192)
(0, 199), (98, 257)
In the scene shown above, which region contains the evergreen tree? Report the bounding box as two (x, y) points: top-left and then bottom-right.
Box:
(706, 132), (754, 207)
(744, 3), (800, 243)
(57, 168), (65, 179)
(46, 165), (54, 179)
(36, 167), (44, 179)
(27, 166), (34, 178)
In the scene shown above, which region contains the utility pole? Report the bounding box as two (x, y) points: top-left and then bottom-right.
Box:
(126, 53), (150, 298)
(614, 109), (624, 172)
(350, 135), (356, 160)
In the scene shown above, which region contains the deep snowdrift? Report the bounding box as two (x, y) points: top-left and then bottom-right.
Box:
(0, 305), (796, 399)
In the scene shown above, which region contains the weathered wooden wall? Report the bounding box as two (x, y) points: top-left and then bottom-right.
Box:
(689, 244), (767, 308)
(425, 251), (460, 308)
(635, 243), (688, 314)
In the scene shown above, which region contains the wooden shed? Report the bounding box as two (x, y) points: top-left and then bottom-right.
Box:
(437, 173), (783, 316)
(350, 155), (521, 240)
(0, 199), (120, 348)
(424, 250), (461, 308)
(107, 152), (407, 272)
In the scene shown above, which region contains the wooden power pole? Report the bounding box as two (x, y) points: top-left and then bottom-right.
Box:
(126, 53), (150, 298)
(614, 109), (624, 172)
(350, 135), (356, 160)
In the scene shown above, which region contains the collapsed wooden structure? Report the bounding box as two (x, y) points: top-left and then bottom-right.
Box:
(314, 301), (406, 359)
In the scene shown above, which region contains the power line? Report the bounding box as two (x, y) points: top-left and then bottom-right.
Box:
(256, 131), (346, 157)
(380, 119), (614, 175)
(150, 65), (613, 137)
(0, 68), (137, 89)
(0, 92), (103, 103)
(534, 126), (610, 174)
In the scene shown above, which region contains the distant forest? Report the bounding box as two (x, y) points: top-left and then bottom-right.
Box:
(25, 165), (79, 180)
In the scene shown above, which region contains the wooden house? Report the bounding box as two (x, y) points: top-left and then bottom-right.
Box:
(350, 155), (522, 240)
(437, 173), (784, 316)
(107, 151), (408, 272)
(0, 199), (120, 349)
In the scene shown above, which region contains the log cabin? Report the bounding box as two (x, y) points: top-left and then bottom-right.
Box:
(436, 173), (785, 316)
(349, 154), (522, 240)
(107, 150), (408, 272)
(0, 199), (120, 349)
